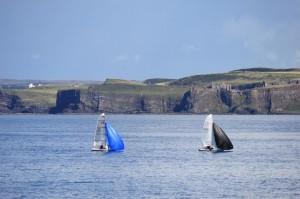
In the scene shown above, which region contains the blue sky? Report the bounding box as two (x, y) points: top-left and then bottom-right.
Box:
(1, 0), (300, 81)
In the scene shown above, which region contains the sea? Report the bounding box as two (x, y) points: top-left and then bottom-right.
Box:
(0, 114), (299, 199)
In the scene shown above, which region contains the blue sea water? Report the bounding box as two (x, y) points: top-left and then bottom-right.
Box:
(0, 114), (300, 198)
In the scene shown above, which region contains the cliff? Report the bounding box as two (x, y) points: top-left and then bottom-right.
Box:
(174, 87), (245, 114)
(0, 90), (49, 113)
(48, 84), (300, 114)
(238, 85), (300, 114)
(1, 85), (300, 114)
(174, 85), (300, 114)
(1, 67), (300, 115)
(50, 89), (182, 114)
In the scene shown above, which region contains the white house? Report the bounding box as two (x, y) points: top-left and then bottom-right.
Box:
(28, 83), (36, 88)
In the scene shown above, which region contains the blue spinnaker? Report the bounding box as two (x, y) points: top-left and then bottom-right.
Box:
(106, 122), (125, 151)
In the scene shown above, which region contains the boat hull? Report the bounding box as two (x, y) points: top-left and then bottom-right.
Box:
(198, 148), (224, 152)
(91, 147), (108, 152)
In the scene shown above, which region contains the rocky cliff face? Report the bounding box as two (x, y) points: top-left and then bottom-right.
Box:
(247, 85), (300, 114)
(0, 90), (49, 113)
(174, 85), (300, 114)
(174, 87), (245, 114)
(0, 91), (24, 113)
(50, 89), (182, 114)
(2, 84), (299, 114)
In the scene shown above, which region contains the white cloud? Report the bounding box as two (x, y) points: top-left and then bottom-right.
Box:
(266, 52), (278, 62)
(182, 44), (198, 51)
(115, 54), (128, 62)
(114, 53), (141, 63)
(32, 54), (41, 60)
(223, 16), (275, 52)
(292, 50), (300, 65)
(133, 53), (141, 62)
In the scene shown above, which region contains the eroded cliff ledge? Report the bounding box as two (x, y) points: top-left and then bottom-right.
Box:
(49, 84), (300, 114)
(174, 85), (300, 114)
(50, 89), (182, 114)
(0, 90), (49, 113)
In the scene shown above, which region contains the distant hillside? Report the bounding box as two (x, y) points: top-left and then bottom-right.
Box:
(170, 68), (300, 86)
(144, 78), (176, 85)
(232, 67), (300, 72)
(1, 67), (300, 114)
(0, 79), (103, 89)
(103, 78), (146, 86)
(89, 82), (189, 97)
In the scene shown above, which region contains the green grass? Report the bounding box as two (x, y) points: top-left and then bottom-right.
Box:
(170, 70), (300, 86)
(104, 78), (146, 86)
(233, 67), (300, 72)
(88, 84), (189, 97)
(3, 85), (89, 107)
(16, 90), (56, 106)
(144, 78), (176, 85)
(89, 69), (300, 97)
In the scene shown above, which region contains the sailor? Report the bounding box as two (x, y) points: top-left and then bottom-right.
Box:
(206, 146), (213, 151)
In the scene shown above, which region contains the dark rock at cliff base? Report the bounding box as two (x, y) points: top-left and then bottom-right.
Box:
(50, 89), (182, 114)
(0, 90), (49, 113)
(0, 91), (24, 113)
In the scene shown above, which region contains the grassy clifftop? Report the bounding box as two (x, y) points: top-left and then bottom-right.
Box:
(89, 83), (188, 97)
(1, 85), (89, 108)
(89, 68), (300, 96)
(170, 68), (300, 86)
(1, 67), (299, 114)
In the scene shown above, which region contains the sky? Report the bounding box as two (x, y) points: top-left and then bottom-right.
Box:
(1, 0), (300, 81)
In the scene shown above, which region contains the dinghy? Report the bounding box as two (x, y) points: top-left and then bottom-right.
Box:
(198, 114), (233, 152)
(91, 113), (125, 152)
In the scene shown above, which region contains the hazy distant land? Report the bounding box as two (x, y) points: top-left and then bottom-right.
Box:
(1, 68), (300, 114)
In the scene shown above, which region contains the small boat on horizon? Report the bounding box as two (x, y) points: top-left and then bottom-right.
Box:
(198, 114), (233, 152)
(91, 113), (125, 152)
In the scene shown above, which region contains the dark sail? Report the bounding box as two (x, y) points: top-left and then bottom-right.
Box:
(213, 123), (233, 150)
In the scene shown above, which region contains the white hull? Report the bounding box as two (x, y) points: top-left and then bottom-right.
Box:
(91, 147), (109, 152)
(198, 148), (211, 151)
(198, 147), (215, 152)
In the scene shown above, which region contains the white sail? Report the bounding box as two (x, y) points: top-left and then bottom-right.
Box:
(199, 114), (234, 152)
(92, 113), (108, 150)
(200, 114), (217, 150)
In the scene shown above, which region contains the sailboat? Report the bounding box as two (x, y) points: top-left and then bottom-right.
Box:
(91, 113), (125, 152)
(198, 114), (233, 152)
